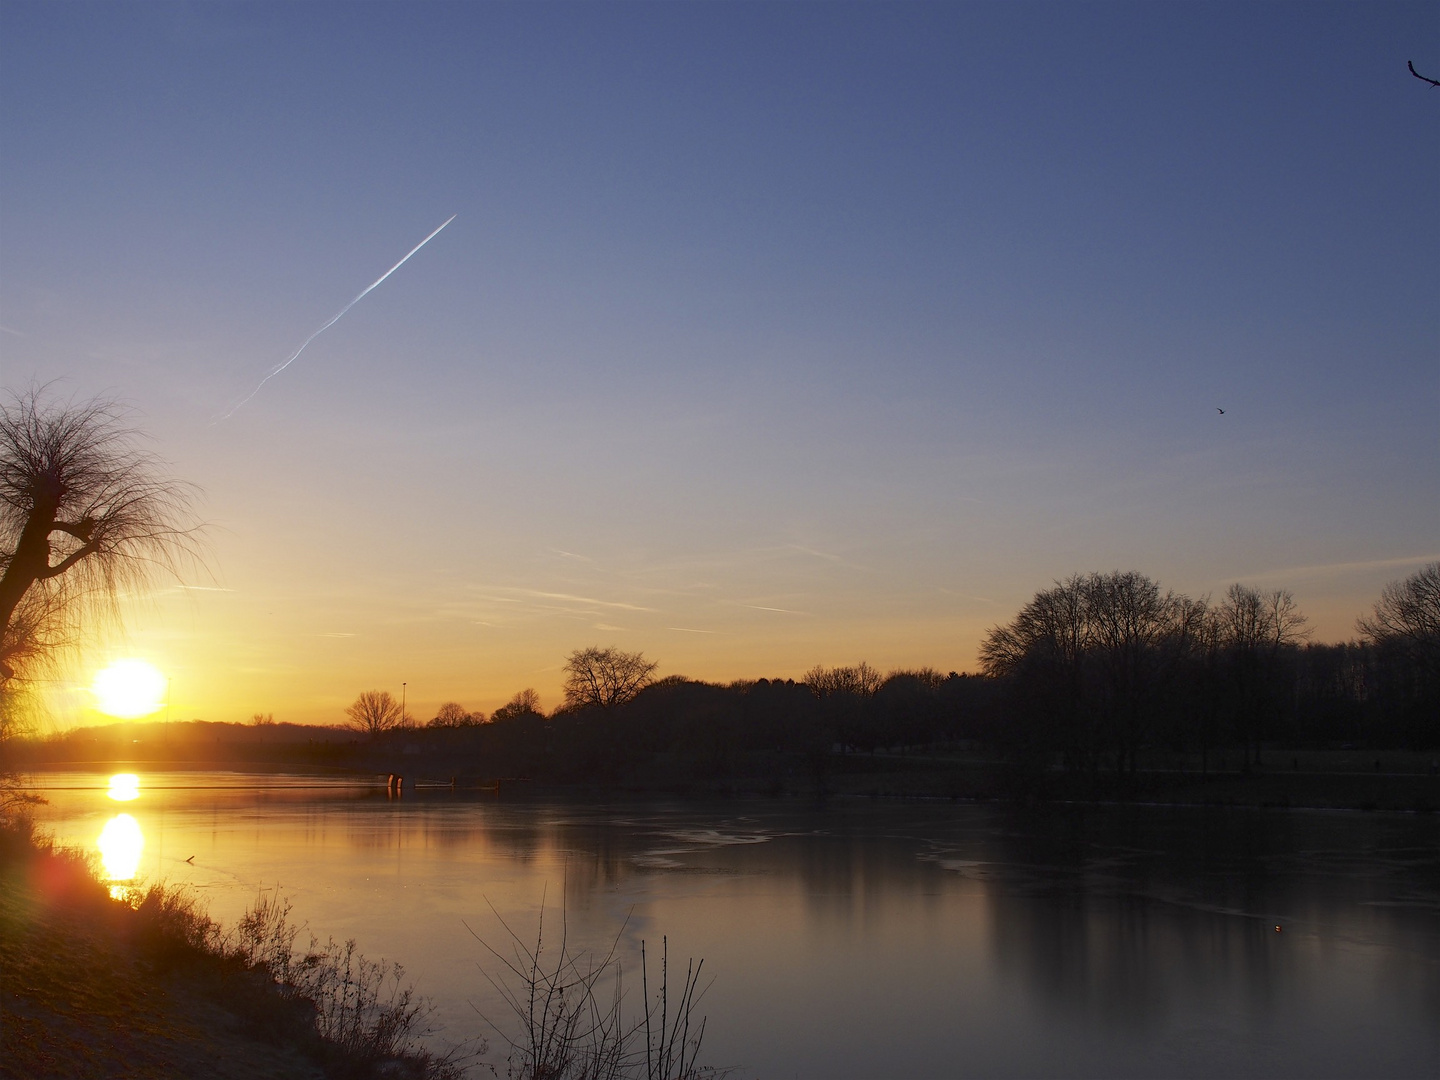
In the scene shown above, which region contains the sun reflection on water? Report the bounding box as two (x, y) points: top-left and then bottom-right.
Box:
(108, 773), (140, 801)
(97, 813), (144, 899)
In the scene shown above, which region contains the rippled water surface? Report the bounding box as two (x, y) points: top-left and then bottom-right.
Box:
(30, 771), (1440, 1078)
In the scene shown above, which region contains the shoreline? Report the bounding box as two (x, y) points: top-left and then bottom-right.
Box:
(16, 757), (1439, 814)
(0, 816), (461, 1080)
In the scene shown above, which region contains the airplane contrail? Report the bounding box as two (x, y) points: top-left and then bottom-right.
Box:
(219, 214), (456, 419)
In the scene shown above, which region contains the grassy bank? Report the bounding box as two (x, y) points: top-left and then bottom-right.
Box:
(0, 815), (461, 1080)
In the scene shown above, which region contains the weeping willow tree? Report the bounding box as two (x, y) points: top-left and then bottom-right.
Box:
(0, 390), (202, 775)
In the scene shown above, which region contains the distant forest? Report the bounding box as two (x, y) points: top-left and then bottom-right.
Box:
(13, 566), (1437, 794)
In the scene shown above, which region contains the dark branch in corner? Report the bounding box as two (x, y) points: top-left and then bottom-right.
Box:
(1409, 60), (1440, 88)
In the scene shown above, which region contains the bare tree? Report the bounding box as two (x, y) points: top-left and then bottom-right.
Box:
(1216, 583), (1309, 652)
(801, 661), (885, 755)
(979, 575), (1090, 679)
(428, 700), (482, 728)
(883, 666), (946, 690)
(980, 574), (1097, 769)
(1080, 571), (1185, 773)
(1357, 563), (1440, 728)
(344, 690), (408, 735)
(803, 662), (883, 698)
(1357, 562), (1440, 647)
(980, 571), (1201, 772)
(0, 390), (201, 684)
(562, 647), (657, 710)
(1214, 583), (1309, 766)
(491, 688), (542, 722)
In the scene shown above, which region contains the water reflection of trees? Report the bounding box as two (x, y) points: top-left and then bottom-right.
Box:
(50, 775), (1436, 1073)
(976, 806), (1440, 1037)
(237, 788), (1440, 1053)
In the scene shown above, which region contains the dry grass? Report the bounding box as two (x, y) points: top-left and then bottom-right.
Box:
(0, 813), (469, 1079)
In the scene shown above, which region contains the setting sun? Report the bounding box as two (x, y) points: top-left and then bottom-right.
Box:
(93, 660), (167, 719)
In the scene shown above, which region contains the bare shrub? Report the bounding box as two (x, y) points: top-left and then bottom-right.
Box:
(133, 881), (223, 955)
(469, 897), (718, 1080)
(229, 886), (472, 1075)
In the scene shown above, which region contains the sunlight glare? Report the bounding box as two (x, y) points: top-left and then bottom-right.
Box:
(97, 813), (144, 887)
(108, 773), (141, 801)
(93, 659), (167, 719)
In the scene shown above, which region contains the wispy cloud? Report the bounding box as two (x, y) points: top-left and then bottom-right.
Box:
(785, 544), (872, 573)
(507, 588), (655, 612)
(445, 586), (660, 626)
(667, 626), (717, 634)
(736, 603), (811, 616)
(606, 542), (872, 584)
(546, 548), (593, 563)
(1236, 554), (1440, 584)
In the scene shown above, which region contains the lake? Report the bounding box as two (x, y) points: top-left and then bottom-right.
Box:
(27, 771), (1440, 1078)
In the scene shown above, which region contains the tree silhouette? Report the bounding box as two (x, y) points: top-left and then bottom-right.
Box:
(562, 647), (657, 709)
(1211, 584), (1309, 766)
(1357, 562), (1440, 745)
(344, 690), (407, 735)
(491, 687), (542, 722)
(803, 662), (883, 698)
(0, 390), (201, 684)
(980, 574), (1099, 770)
(1357, 563), (1440, 648)
(981, 571), (1207, 773)
(429, 700), (481, 727)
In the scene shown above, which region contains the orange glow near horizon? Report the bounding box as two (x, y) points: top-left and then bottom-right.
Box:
(93, 659), (167, 719)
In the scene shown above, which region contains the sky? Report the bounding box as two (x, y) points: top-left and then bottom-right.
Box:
(2, 1), (1436, 728)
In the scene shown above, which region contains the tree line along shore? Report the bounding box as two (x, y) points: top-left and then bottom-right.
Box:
(2, 392), (1436, 812)
(11, 564), (1438, 813)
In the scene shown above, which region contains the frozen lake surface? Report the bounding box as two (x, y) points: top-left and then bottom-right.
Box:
(31, 771), (1440, 1078)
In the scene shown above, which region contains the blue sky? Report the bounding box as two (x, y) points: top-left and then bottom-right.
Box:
(2, 1), (1436, 724)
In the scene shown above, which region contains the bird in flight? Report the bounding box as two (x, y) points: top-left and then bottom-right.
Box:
(1216, 408), (1225, 415)
(1410, 60), (1440, 88)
